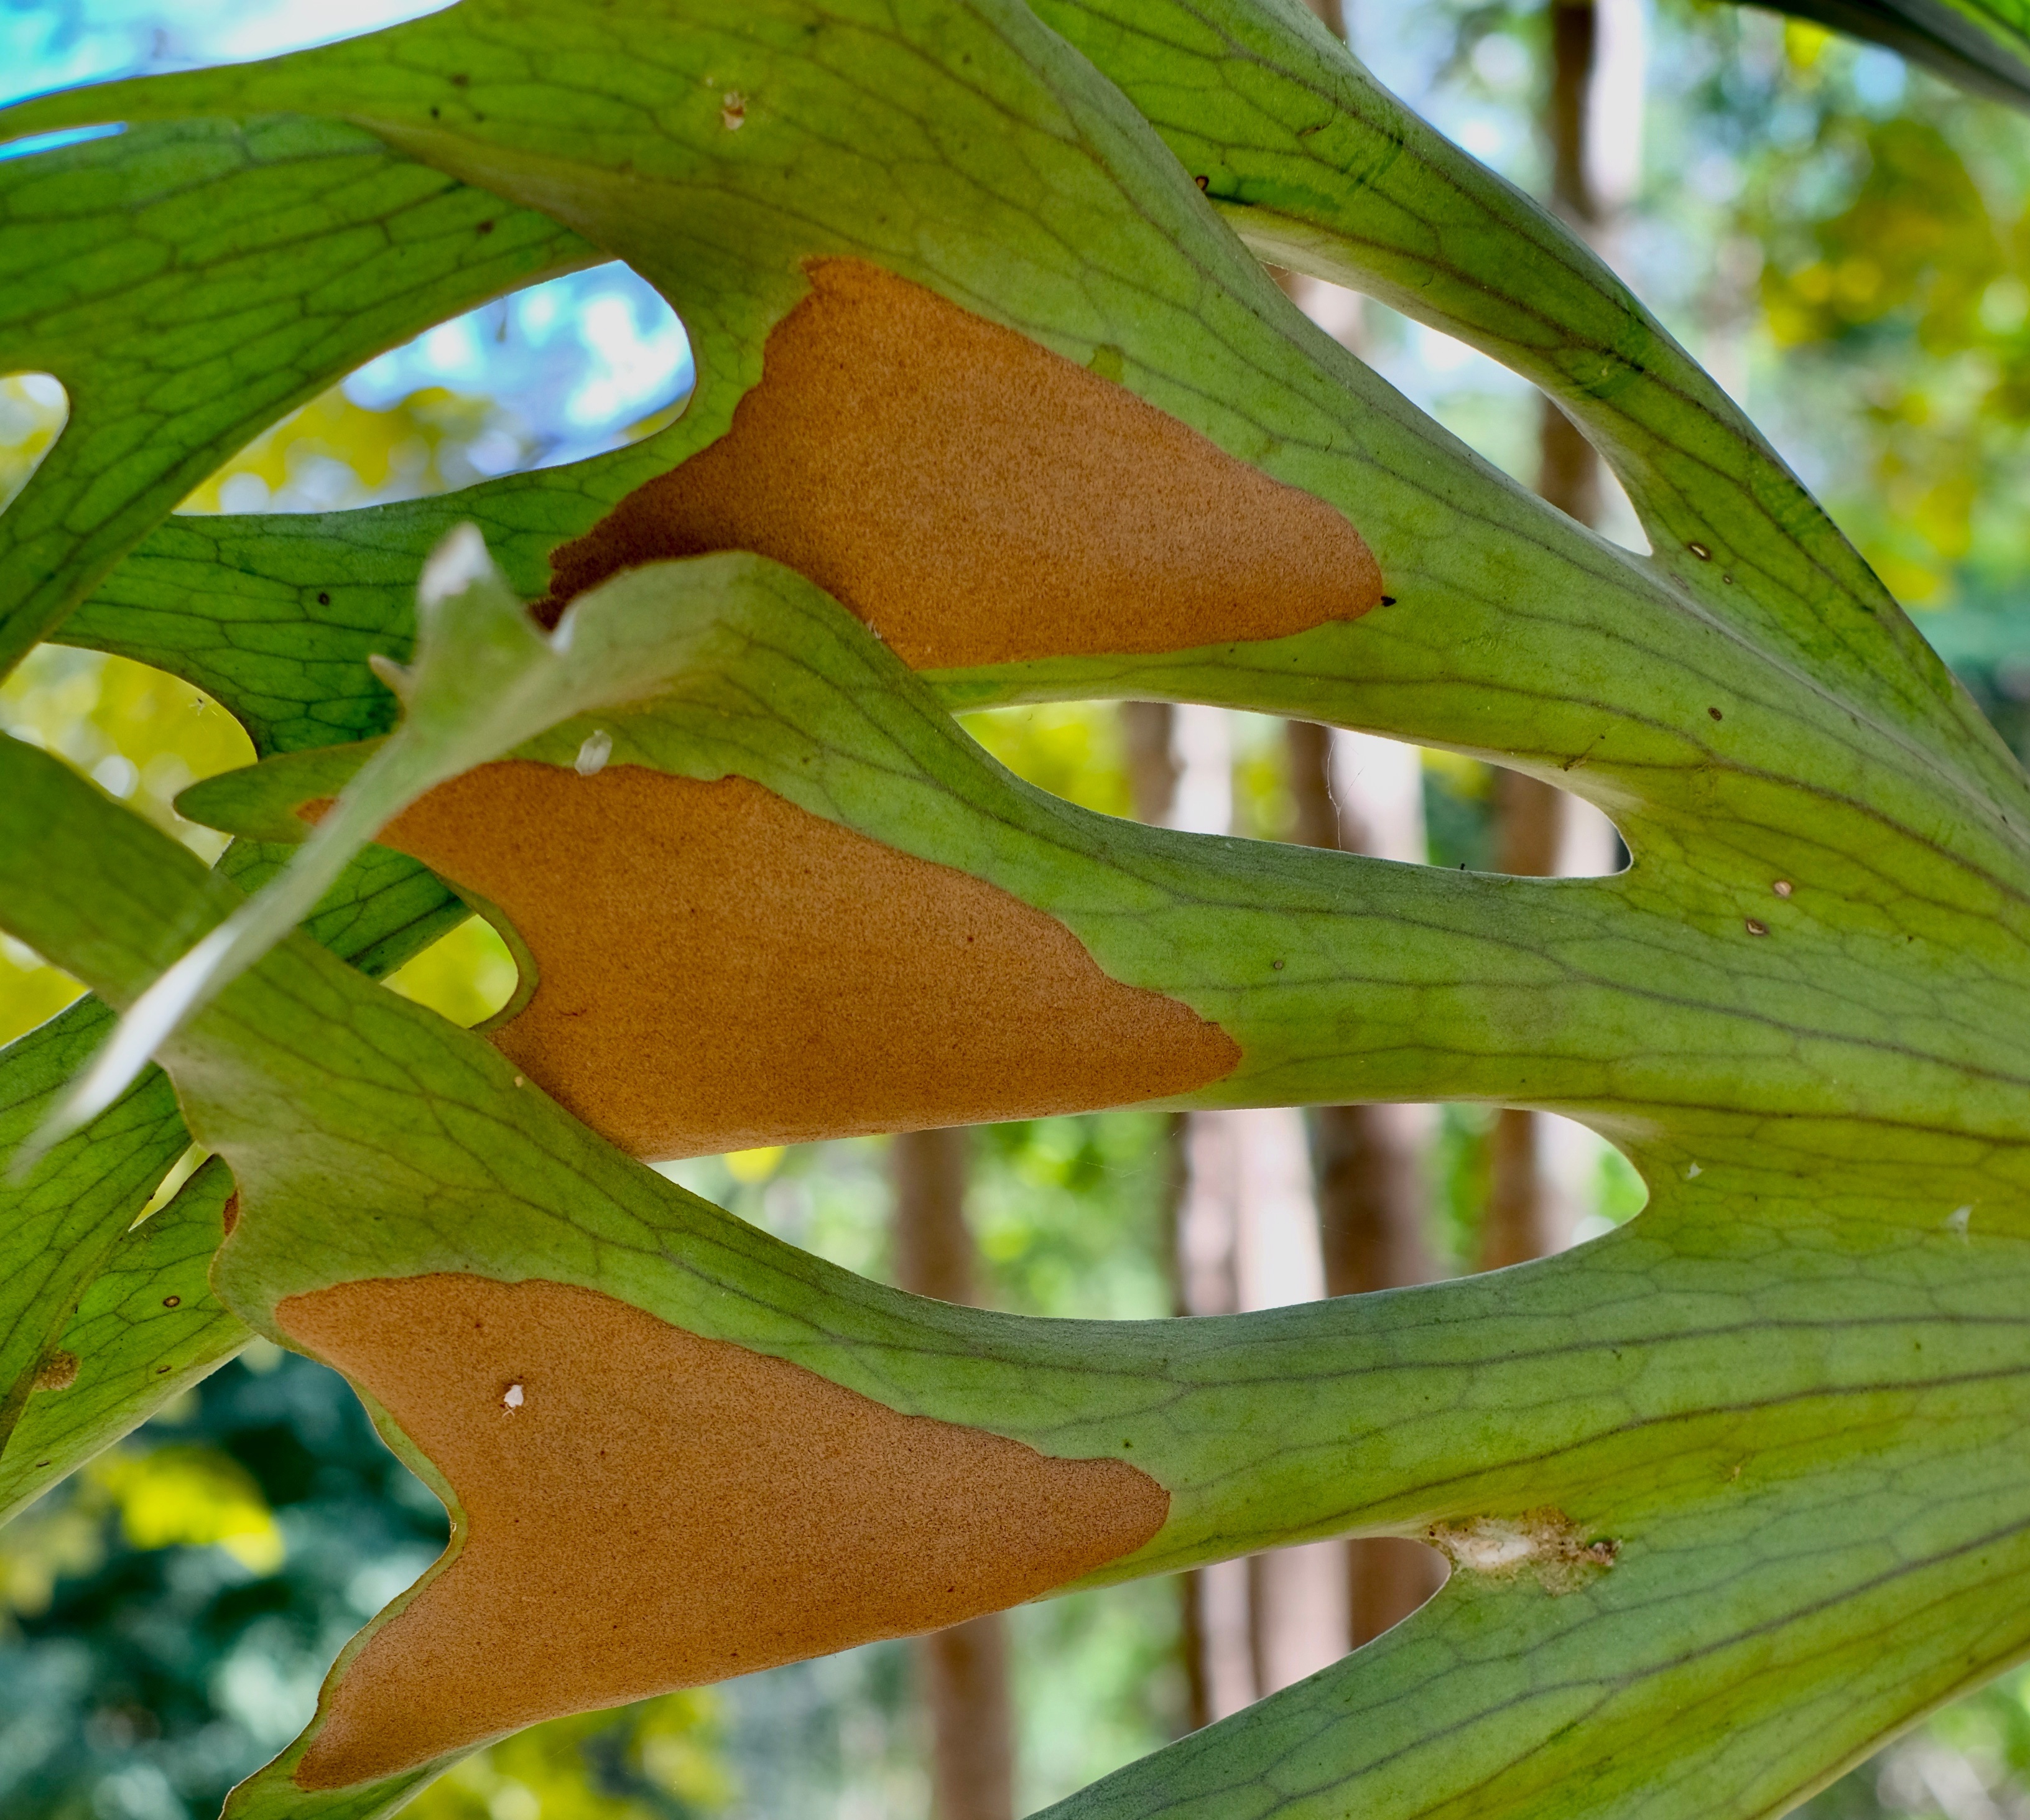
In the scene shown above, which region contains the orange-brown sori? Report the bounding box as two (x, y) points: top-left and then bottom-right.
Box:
(359, 764), (1240, 1159)
(279, 1274), (1170, 1786)
(540, 259), (1386, 667)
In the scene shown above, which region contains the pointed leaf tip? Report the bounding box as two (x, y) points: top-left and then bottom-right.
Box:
(23, 527), (552, 1158)
(22, 529), (744, 1164)
(366, 652), (414, 703)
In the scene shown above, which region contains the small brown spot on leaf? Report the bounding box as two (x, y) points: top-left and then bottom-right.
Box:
(1689, 542), (1711, 560)
(372, 764), (1238, 1158)
(1745, 917), (1769, 936)
(1773, 880), (1793, 898)
(221, 1192), (239, 1236)
(720, 90), (746, 129)
(1193, 174), (1209, 190)
(280, 1275), (1167, 1785)
(162, 1295), (181, 1308)
(316, 592), (330, 606)
(540, 261), (1383, 667)
(32, 1351), (78, 1393)
(1707, 706), (1723, 721)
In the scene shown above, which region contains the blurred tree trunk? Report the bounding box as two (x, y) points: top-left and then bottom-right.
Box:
(1482, 764), (1570, 1270)
(1270, 0), (1443, 1651)
(893, 1126), (1015, 1820)
(1302, 0), (1346, 44)
(1482, 0), (1626, 1272)
(1123, 700), (1180, 838)
(1123, 701), (1214, 1730)
(1126, 702), (1261, 1724)
(1287, 720), (1447, 1643)
(1126, 705), (1353, 1713)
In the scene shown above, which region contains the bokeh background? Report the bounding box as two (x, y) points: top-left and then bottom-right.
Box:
(5, 0), (2030, 1815)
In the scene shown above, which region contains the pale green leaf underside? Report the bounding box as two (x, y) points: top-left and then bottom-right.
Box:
(0, 0), (2024, 1817)
(182, 553), (2030, 1172)
(3, 716), (2028, 1820)
(1028, 0), (1980, 751)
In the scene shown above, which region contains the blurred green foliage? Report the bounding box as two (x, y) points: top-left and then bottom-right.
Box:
(0, 373), (65, 512)
(971, 1115), (1172, 1320)
(1746, 83), (2030, 608)
(962, 703), (1133, 819)
(87, 1442), (285, 1574)
(383, 914), (519, 1029)
(178, 384), (534, 518)
(409, 1693), (731, 1820)
(1419, 750), (1498, 874)
(1651, 4), (2030, 797)
(0, 1345), (448, 1818)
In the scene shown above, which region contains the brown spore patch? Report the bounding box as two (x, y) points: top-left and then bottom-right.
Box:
(368, 762), (1239, 1159)
(539, 260), (1384, 667)
(279, 1274), (1169, 1786)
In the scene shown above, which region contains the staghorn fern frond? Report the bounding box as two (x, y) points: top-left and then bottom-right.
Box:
(0, 3), (2025, 1818)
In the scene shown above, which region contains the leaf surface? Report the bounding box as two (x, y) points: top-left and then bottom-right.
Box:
(4, 685), (2030, 1820)
(0, 113), (590, 677)
(0, 1154), (249, 1525)
(175, 554), (2030, 1173)
(1031, 0), (1999, 781)
(1, 2), (2028, 1817)
(0, 819), (467, 1470)
(0, 998), (188, 1456)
